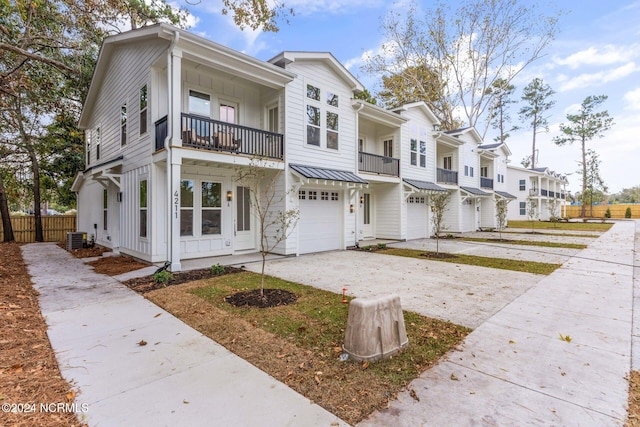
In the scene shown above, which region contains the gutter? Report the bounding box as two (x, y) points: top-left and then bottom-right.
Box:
(166, 30), (179, 270)
(353, 101), (365, 247)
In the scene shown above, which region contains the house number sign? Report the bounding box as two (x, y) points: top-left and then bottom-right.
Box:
(174, 190), (179, 218)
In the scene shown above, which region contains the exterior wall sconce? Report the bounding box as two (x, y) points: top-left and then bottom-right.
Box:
(359, 196), (364, 205)
(226, 190), (233, 202)
(349, 204), (355, 213)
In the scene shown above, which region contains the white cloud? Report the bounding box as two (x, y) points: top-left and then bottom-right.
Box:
(283, 0), (384, 16)
(557, 62), (639, 92)
(554, 44), (640, 69)
(624, 87), (640, 110)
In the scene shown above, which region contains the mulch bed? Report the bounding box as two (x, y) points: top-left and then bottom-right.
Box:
(225, 288), (298, 308)
(86, 256), (150, 276)
(123, 266), (244, 293)
(56, 242), (111, 258)
(421, 252), (458, 259)
(0, 242), (85, 427)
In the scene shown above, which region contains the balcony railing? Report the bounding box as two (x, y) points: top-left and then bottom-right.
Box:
(437, 168), (458, 184)
(358, 151), (400, 177)
(541, 189), (548, 196)
(549, 190), (555, 198)
(480, 177), (494, 189)
(154, 114), (284, 160)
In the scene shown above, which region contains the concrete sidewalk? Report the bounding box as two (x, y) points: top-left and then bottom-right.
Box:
(22, 243), (346, 427)
(359, 220), (637, 426)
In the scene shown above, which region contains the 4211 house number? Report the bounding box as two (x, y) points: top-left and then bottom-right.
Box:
(174, 190), (179, 218)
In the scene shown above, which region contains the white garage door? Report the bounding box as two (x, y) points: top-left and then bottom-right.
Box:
(298, 189), (342, 254)
(462, 200), (475, 232)
(407, 196), (428, 240)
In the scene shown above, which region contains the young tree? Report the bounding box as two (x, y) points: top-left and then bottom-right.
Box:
(495, 198), (509, 240)
(579, 149), (607, 217)
(526, 198), (538, 233)
(487, 78), (518, 143)
(235, 160), (299, 297)
(364, 0), (560, 136)
(519, 78), (555, 169)
(547, 196), (559, 227)
(553, 95), (614, 217)
(429, 191), (451, 255)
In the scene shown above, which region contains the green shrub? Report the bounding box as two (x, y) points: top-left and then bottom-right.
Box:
(604, 208), (611, 218)
(153, 270), (173, 284)
(211, 263), (226, 275)
(377, 243), (387, 250)
(626, 207), (632, 218)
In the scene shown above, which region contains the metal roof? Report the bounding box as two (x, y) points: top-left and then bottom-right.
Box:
(495, 190), (517, 199)
(460, 186), (490, 196)
(478, 143), (502, 150)
(289, 164), (368, 184)
(403, 178), (447, 192)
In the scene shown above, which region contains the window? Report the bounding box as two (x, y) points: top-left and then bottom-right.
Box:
(189, 90), (210, 116)
(306, 105), (320, 146)
(464, 165), (469, 176)
(410, 139), (418, 166)
(139, 180), (147, 238)
(306, 84), (320, 101)
(358, 138), (364, 153)
(326, 111), (338, 149)
(219, 103), (236, 124)
(363, 193), (370, 225)
(519, 179), (526, 191)
(308, 191), (317, 200)
(331, 192), (338, 201)
(86, 130), (91, 166)
(298, 190), (306, 200)
(267, 106), (278, 133)
(470, 167), (474, 177)
(443, 156), (452, 170)
(139, 85), (148, 135)
(103, 190), (108, 231)
(237, 186), (251, 232)
(383, 139), (393, 158)
(96, 127), (101, 160)
(121, 104), (127, 146)
(481, 167), (488, 178)
(201, 182), (221, 235)
(180, 180), (194, 236)
(419, 141), (426, 167)
(519, 201), (526, 215)
(326, 92), (338, 107)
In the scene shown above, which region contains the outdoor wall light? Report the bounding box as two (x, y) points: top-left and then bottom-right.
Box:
(349, 204), (355, 213)
(226, 190), (233, 202)
(359, 196), (364, 205)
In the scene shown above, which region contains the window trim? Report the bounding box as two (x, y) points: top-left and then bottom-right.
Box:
(443, 156), (452, 170)
(519, 201), (526, 215)
(120, 103), (127, 146)
(180, 179), (194, 237)
(410, 139), (418, 166)
(201, 181), (222, 236)
(103, 189), (108, 231)
(139, 85), (148, 136)
(519, 179), (526, 191)
(139, 179), (148, 238)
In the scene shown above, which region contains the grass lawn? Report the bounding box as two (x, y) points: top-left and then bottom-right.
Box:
(146, 271), (469, 424)
(456, 237), (587, 250)
(501, 230), (601, 238)
(378, 247), (561, 275)
(507, 220), (613, 231)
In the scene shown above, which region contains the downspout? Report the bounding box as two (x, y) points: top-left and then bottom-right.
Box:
(166, 30), (179, 268)
(353, 101), (365, 247)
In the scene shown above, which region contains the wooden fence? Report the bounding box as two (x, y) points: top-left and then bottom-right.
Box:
(564, 204), (640, 219)
(0, 215), (77, 243)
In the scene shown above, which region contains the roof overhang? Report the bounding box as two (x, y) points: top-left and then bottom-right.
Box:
(353, 100), (407, 128)
(495, 191), (517, 200)
(460, 186), (490, 202)
(434, 132), (465, 148)
(403, 178), (447, 194)
(71, 171), (84, 193)
(392, 101), (440, 125)
(289, 163), (368, 188)
(84, 156), (124, 189)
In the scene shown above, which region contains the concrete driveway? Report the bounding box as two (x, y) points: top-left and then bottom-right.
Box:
(244, 250), (543, 329)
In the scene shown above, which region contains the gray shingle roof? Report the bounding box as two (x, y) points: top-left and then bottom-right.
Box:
(403, 179), (447, 192)
(289, 163), (368, 184)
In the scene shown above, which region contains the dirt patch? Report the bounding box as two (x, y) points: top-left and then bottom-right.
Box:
(123, 266), (244, 293)
(627, 371), (640, 426)
(225, 288), (297, 308)
(86, 256), (150, 276)
(56, 242), (111, 258)
(0, 242), (85, 427)
(421, 251), (458, 259)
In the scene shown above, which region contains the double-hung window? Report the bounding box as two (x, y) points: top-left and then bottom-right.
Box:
(305, 84), (339, 149)
(139, 85), (148, 135)
(103, 190), (108, 231)
(201, 182), (221, 235)
(419, 141), (426, 167)
(86, 130), (91, 166)
(410, 139), (418, 166)
(519, 202), (526, 215)
(443, 156), (452, 170)
(519, 179), (526, 191)
(326, 91), (339, 150)
(180, 180), (194, 236)
(383, 139), (393, 158)
(139, 180), (147, 238)
(306, 84), (321, 146)
(121, 104), (127, 146)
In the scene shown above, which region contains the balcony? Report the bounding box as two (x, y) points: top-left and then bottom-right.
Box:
(480, 177), (494, 189)
(154, 114), (284, 160)
(541, 189), (548, 196)
(358, 152), (399, 177)
(549, 190), (555, 198)
(437, 168), (458, 184)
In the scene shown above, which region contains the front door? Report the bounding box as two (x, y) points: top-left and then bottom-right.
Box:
(235, 186), (255, 251)
(361, 192), (374, 239)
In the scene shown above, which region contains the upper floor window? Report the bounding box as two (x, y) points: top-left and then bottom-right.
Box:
(139, 180), (147, 238)
(443, 156), (452, 170)
(86, 130), (91, 166)
(120, 104), (127, 146)
(481, 166), (488, 178)
(383, 139), (393, 158)
(306, 83), (338, 149)
(189, 90), (210, 116)
(410, 139), (417, 166)
(326, 111), (338, 150)
(139, 85), (148, 135)
(464, 166), (474, 177)
(306, 105), (320, 146)
(219, 103), (236, 124)
(307, 84), (320, 101)
(519, 179), (526, 191)
(96, 127), (101, 160)
(419, 141), (426, 168)
(327, 92), (338, 107)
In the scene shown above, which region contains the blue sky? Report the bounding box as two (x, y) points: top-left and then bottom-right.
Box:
(182, 0), (640, 194)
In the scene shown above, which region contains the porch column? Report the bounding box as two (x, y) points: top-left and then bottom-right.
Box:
(168, 47), (182, 271)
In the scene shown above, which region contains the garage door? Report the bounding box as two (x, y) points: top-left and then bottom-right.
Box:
(298, 189), (342, 254)
(407, 196), (428, 240)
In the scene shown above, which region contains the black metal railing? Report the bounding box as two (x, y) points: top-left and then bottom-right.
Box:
(155, 115), (168, 151)
(358, 151), (400, 176)
(154, 114), (284, 160)
(549, 190), (555, 198)
(480, 177), (494, 189)
(561, 193), (566, 199)
(541, 189), (548, 196)
(437, 168), (458, 184)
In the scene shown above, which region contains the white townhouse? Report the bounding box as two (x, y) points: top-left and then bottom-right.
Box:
(506, 166), (568, 221)
(72, 24), (519, 271)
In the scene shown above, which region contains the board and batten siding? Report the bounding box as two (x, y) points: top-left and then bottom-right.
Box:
(283, 61), (357, 171)
(119, 165), (153, 260)
(374, 184), (402, 239)
(86, 38), (169, 172)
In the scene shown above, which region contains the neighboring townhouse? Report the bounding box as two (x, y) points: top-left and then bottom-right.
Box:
(72, 24), (521, 271)
(506, 166), (568, 221)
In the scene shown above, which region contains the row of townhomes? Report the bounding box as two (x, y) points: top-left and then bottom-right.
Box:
(72, 24), (567, 271)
